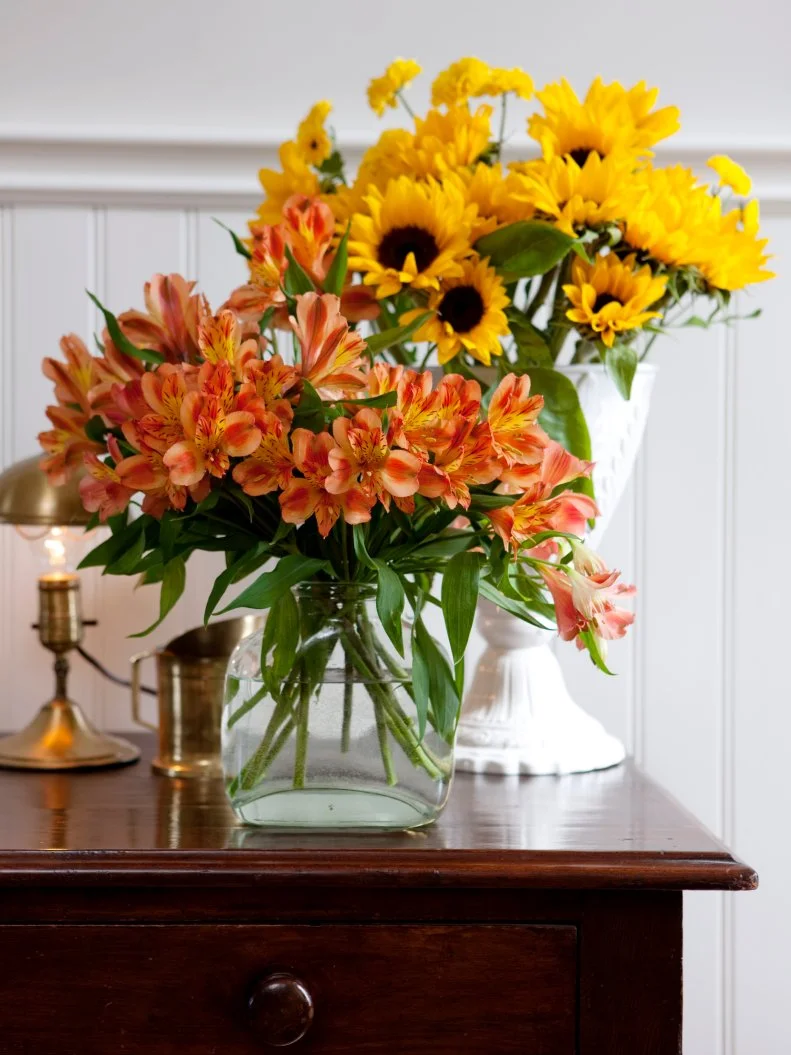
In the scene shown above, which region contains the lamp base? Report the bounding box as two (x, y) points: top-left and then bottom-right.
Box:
(0, 698), (140, 770)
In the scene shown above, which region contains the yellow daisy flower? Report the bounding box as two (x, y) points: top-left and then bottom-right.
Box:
(367, 59), (422, 117)
(563, 253), (667, 348)
(256, 141), (321, 224)
(295, 101), (333, 167)
(348, 176), (475, 299)
(506, 152), (632, 236)
(402, 256), (510, 366)
(482, 67), (534, 100)
(528, 77), (680, 164)
(431, 57), (492, 107)
(708, 154), (752, 196)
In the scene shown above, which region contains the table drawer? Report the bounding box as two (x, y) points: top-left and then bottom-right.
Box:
(0, 923), (576, 1053)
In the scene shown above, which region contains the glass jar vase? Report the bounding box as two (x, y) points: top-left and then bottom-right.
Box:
(222, 582), (454, 830)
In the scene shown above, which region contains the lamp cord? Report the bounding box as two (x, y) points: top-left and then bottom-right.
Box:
(76, 646), (157, 696)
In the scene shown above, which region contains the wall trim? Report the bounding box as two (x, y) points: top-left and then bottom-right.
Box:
(0, 127), (790, 210)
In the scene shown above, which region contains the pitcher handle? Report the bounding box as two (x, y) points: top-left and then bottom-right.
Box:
(130, 650), (158, 732)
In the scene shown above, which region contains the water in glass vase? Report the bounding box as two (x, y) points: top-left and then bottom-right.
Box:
(222, 583), (455, 830)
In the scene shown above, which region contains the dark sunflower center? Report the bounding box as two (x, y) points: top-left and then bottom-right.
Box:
(569, 147), (595, 166)
(592, 292), (621, 313)
(378, 225), (440, 272)
(310, 139), (318, 150)
(438, 285), (485, 333)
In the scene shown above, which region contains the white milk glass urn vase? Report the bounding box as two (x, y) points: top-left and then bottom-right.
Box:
(456, 364), (656, 775)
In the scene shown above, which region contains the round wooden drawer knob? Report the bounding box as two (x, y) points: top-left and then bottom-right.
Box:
(248, 972), (314, 1047)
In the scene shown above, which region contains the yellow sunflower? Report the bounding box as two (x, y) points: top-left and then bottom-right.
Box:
(367, 58), (422, 116)
(331, 129), (415, 225)
(348, 176), (475, 298)
(483, 66), (534, 100)
(408, 105), (493, 179)
(615, 164), (774, 290)
(431, 58), (534, 106)
(506, 152), (632, 236)
(295, 101), (333, 167)
(451, 163), (527, 239)
(256, 142), (321, 224)
(563, 253), (667, 349)
(402, 256), (510, 366)
(528, 77), (680, 164)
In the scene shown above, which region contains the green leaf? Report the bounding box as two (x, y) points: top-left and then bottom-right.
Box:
(479, 579), (552, 630)
(204, 543), (271, 624)
(283, 246), (315, 296)
(291, 379), (326, 433)
(579, 627), (614, 674)
(271, 588), (301, 680)
(441, 552), (481, 666)
(212, 218), (252, 260)
(374, 562), (405, 657)
(104, 530), (146, 575)
(83, 415), (109, 444)
(604, 342), (638, 400)
(79, 516), (149, 569)
(523, 365), (592, 467)
(505, 307), (553, 368)
(323, 225), (349, 297)
(221, 555), (328, 613)
(328, 390), (397, 409)
(352, 525), (377, 570)
(413, 618), (460, 740)
(87, 291), (164, 365)
(318, 149), (345, 179)
(411, 632), (430, 740)
(364, 312), (432, 356)
(475, 221), (575, 278)
(130, 556), (186, 637)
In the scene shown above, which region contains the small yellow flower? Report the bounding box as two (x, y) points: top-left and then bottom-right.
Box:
(431, 57), (492, 107)
(481, 67), (534, 100)
(367, 59), (422, 117)
(708, 154), (752, 196)
(563, 253), (667, 349)
(296, 101), (333, 167)
(402, 256), (510, 366)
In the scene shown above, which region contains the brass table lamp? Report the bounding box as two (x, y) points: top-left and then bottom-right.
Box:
(0, 456), (139, 769)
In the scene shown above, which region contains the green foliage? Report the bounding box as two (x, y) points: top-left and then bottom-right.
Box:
(221, 555), (329, 613)
(323, 226), (349, 296)
(375, 561), (405, 656)
(412, 616), (459, 740)
(283, 246), (315, 296)
(475, 221), (575, 278)
(364, 312), (432, 356)
(87, 292), (164, 365)
(291, 380), (326, 433)
(440, 552), (480, 667)
(130, 556), (186, 637)
(212, 218), (252, 260)
(204, 542), (272, 624)
(505, 307), (553, 369)
(604, 342), (638, 400)
(523, 367), (593, 498)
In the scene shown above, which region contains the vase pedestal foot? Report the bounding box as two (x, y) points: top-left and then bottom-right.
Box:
(456, 609), (626, 777)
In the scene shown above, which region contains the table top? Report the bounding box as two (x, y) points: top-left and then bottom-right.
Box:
(0, 735), (756, 891)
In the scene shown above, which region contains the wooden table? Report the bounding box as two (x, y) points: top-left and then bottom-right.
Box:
(0, 734), (755, 1054)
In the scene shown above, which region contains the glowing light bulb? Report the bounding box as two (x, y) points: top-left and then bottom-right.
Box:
(15, 524), (89, 580)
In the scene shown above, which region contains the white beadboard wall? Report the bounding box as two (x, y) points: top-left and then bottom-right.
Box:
(0, 131), (788, 1055)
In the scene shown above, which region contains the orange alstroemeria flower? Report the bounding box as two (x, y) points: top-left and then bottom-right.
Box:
(117, 433), (209, 518)
(389, 370), (448, 453)
(487, 373), (548, 466)
(198, 303), (259, 380)
(366, 363), (408, 398)
(42, 334), (100, 416)
(39, 405), (104, 485)
(78, 437), (137, 522)
(539, 563), (635, 657)
(117, 274), (202, 364)
(163, 363), (261, 486)
(418, 421), (500, 509)
(225, 224), (289, 325)
(232, 412), (294, 497)
(128, 364), (198, 454)
(280, 429), (374, 537)
(291, 292), (367, 398)
(281, 194), (335, 282)
(326, 408), (422, 510)
(236, 355), (300, 428)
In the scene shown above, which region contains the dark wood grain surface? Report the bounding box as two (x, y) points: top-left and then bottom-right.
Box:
(0, 734), (755, 890)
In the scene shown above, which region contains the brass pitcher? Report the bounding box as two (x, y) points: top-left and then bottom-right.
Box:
(130, 616), (264, 778)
